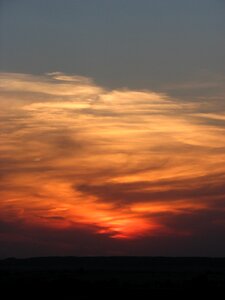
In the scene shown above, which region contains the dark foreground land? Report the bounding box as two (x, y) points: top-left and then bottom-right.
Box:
(1, 257), (225, 298)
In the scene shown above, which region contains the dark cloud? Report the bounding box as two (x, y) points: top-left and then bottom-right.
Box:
(1, 212), (225, 258)
(76, 173), (225, 205)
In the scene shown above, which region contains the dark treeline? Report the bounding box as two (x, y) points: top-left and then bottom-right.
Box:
(1, 257), (225, 298)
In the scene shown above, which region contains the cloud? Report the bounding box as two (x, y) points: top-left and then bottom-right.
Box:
(0, 72), (225, 255)
(0, 72), (103, 97)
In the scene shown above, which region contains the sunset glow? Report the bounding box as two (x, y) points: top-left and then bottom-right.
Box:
(1, 71), (225, 250)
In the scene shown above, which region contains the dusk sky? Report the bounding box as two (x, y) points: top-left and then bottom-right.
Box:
(0, 0), (225, 257)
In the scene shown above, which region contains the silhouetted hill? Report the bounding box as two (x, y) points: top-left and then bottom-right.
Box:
(1, 257), (225, 298)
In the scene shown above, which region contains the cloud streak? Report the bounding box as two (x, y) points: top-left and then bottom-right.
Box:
(0, 72), (225, 255)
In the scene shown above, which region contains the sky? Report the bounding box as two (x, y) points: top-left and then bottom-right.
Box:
(0, 0), (225, 257)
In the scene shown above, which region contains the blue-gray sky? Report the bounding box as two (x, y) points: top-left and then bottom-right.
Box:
(1, 0), (225, 90)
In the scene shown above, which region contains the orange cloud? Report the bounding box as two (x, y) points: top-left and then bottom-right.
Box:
(0, 72), (225, 242)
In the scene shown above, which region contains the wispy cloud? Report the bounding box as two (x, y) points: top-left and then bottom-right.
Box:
(0, 72), (225, 253)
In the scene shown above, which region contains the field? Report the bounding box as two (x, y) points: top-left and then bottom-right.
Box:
(1, 257), (225, 298)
